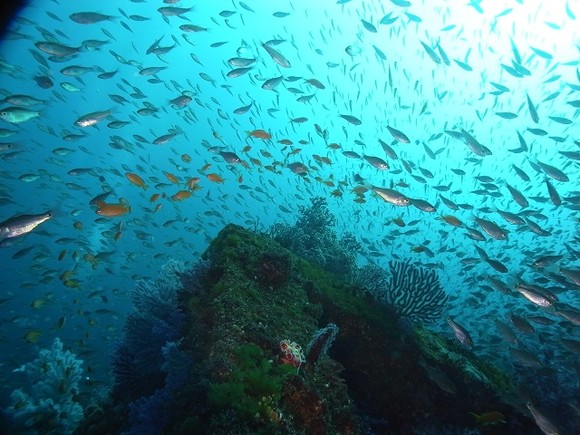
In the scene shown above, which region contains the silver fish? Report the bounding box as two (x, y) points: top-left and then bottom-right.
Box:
(74, 109), (113, 127)
(526, 402), (561, 435)
(474, 216), (508, 240)
(387, 125), (410, 143)
(69, 12), (113, 24)
(34, 41), (81, 57)
(363, 155), (389, 170)
(509, 348), (542, 367)
(515, 282), (557, 307)
(447, 317), (473, 347)
(0, 212), (52, 240)
(559, 268), (580, 286)
(261, 43), (291, 68)
(371, 186), (410, 206)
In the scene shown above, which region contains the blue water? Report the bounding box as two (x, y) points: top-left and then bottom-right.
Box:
(0, 0), (579, 433)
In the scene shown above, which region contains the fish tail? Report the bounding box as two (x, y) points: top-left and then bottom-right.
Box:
(469, 412), (481, 423)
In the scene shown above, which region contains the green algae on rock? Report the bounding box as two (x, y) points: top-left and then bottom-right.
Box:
(75, 224), (538, 434)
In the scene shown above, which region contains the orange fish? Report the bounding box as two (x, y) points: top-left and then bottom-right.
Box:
(171, 190), (192, 201)
(312, 154), (331, 165)
(60, 270), (74, 282)
(200, 163), (211, 172)
(181, 154), (191, 163)
(327, 143), (341, 150)
(470, 411), (506, 426)
(241, 145), (252, 153)
(95, 201), (130, 217)
(63, 279), (80, 288)
(440, 215), (463, 227)
(149, 193), (161, 203)
(73, 221), (83, 230)
(83, 253), (98, 269)
(186, 177), (201, 190)
(247, 129), (271, 140)
(249, 158), (262, 166)
(260, 149), (273, 158)
(154, 203), (162, 213)
(165, 172), (179, 184)
(278, 139), (293, 145)
(126, 172), (147, 189)
(352, 186), (369, 195)
(24, 330), (42, 344)
(206, 173), (224, 183)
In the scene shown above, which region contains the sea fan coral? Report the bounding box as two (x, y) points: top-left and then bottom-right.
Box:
(384, 260), (448, 324)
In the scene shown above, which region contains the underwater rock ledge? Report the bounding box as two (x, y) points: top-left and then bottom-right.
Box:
(77, 224), (539, 434)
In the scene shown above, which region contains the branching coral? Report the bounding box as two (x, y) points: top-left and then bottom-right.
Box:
(352, 262), (390, 298)
(127, 340), (192, 435)
(271, 197), (361, 279)
(179, 258), (212, 297)
(132, 259), (187, 319)
(112, 260), (188, 399)
(6, 338), (84, 434)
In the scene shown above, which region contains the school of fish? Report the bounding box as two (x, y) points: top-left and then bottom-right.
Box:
(0, 0), (578, 432)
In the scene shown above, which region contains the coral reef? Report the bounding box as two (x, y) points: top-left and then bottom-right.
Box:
(271, 197), (361, 279)
(6, 338), (84, 435)
(78, 259), (194, 435)
(76, 224), (540, 434)
(351, 262), (390, 298)
(256, 252), (291, 290)
(127, 340), (192, 435)
(111, 259), (188, 401)
(413, 325), (513, 392)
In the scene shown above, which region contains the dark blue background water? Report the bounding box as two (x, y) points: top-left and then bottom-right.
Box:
(0, 0), (578, 431)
